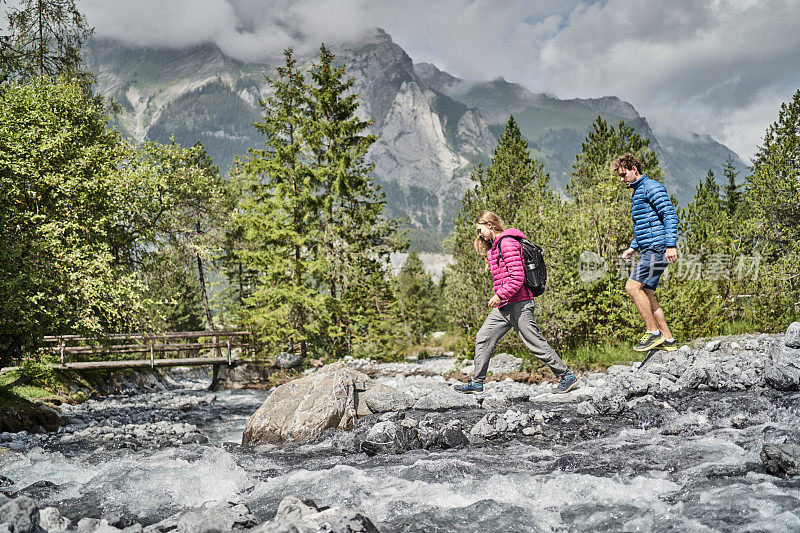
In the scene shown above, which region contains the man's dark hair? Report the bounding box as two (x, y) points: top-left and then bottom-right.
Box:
(611, 153), (642, 174)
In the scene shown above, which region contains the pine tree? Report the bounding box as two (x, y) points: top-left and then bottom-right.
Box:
(396, 251), (437, 344)
(739, 89), (800, 329)
(681, 170), (730, 254)
(1, 0), (94, 87)
(722, 155), (742, 217)
(306, 44), (404, 355)
(229, 49), (325, 357)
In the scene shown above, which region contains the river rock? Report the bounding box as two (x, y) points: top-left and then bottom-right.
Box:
(0, 496), (39, 533)
(438, 422), (470, 449)
(764, 346), (800, 391)
(39, 507), (71, 532)
(785, 322), (800, 348)
(591, 387), (626, 415)
(176, 512), (220, 533)
(242, 362), (399, 445)
(360, 421), (420, 455)
(761, 443), (800, 477)
(211, 363), (270, 390)
(361, 385), (414, 413)
(249, 496), (378, 533)
(274, 352), (304, 370)
(704, 340), (722, 352)
(412, 388), (478, 410)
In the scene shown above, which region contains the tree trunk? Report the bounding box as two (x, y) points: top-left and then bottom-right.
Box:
(196, 252), (215, 331)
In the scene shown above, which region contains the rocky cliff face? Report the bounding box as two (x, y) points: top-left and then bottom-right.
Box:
(85, 30), (747, 235)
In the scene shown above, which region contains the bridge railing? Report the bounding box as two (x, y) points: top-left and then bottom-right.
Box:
(41, 331), (254, 369)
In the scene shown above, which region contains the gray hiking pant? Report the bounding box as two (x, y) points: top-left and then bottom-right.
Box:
(473, 299), (568, 382)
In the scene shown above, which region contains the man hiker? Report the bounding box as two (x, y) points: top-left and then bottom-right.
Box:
(613, 153), (679, 352)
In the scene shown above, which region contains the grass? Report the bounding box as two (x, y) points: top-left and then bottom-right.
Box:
(561, 342), (644, 372)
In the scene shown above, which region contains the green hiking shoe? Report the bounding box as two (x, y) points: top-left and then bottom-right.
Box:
(661, 339), (678, 351)
(634, 332), (665, 352)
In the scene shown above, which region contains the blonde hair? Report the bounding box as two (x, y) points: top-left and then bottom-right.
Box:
(474, 211), (506, 255)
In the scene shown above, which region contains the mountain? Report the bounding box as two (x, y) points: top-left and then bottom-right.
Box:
(84, 29), (747, 243)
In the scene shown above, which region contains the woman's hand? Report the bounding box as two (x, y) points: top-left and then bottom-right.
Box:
(488, 294), (503, 308)
(665, 247), (678, 263)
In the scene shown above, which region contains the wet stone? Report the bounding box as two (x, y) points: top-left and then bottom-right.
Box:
(785, 322), (800, 349)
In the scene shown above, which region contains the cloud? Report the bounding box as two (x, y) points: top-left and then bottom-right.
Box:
(77, 0), (800, 160)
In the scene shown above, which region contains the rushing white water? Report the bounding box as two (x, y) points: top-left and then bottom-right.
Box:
(2, 377), (800, 532)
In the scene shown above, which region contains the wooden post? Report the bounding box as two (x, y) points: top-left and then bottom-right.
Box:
(227, 337), (232, 365)
(150, 341), (154, 368)
(60, 339), (65, 365)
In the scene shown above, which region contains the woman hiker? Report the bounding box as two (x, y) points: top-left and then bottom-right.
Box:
(455, 211), (579, 394)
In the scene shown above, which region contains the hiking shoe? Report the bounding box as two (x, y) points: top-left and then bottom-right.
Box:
(661, 339), (678, 351)
(553, 371), (578, 394)
(454, 380), (484, 394)
(633, 332), (665, 352)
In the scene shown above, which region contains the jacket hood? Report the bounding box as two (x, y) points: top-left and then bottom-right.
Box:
(492, 228), (526, 249)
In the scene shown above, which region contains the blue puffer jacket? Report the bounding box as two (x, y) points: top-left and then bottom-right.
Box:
(629, 175), (678, 251)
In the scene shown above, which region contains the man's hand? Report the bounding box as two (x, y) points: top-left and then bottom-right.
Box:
(665, 247), (678, 263)
(488, 294), (503, 308)
(621, 248), (636, 261)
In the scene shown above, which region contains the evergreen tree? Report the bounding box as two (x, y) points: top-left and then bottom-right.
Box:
(1, 0), (94, 87)
(306, 44), (404, 354)
(229, 49), (325, 357)
(722, 155), (742, 217)
(680, 170), (730, 254)
(739, 89), (800, 328)
(396, 251), (437, 344)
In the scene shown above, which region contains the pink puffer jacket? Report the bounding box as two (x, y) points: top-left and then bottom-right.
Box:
(487, 228), (534, 306)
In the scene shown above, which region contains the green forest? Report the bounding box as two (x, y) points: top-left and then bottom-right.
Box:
(1, 0), (799, 382)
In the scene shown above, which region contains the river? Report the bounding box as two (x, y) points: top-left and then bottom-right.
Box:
(2, 370), (800, 532)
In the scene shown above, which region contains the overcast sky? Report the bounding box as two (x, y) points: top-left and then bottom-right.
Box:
(77, 0), (800, 161)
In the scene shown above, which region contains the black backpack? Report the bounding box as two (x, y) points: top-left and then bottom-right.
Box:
(495, 236), (547, 297)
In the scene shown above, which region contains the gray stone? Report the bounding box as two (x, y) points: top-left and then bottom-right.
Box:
(764, 346), (800, 391)
(785, 322), (800, 348)
(274, 352), (304, 370)
(77, 518), (102, 533)
(202, 503), (258, 531)
(480, 393), (510, 410)
(177, 511), (220, 533)
(250, 496), (379, 533)
(577, 401), (599, 416)
(761, 443), (800, 477)
(438, 423), (469, 449)
(675, 365), (706, 390)
(470, 413), (502, 439)
(591, 387), (626, 415)
(488, 353), (524, 374)
(0, 496), (39, 533)
(361, 386), (414, 413)
(412, 388), (478, 410)
(242, 362), (402, 445)
(39, 507), (71, 532)
(731, 414), (749, 429)
(212, 363), (270, 390)
(361, 421), (420, 455)
(704, 340), (722, 352)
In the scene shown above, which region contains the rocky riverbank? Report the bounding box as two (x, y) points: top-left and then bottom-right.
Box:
(2, 324), (799, 532)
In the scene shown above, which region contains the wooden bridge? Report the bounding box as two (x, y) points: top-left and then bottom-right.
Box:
(41, 330), (256, 370)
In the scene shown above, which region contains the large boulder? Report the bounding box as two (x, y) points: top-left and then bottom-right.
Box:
(242, 362), (404, 445)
